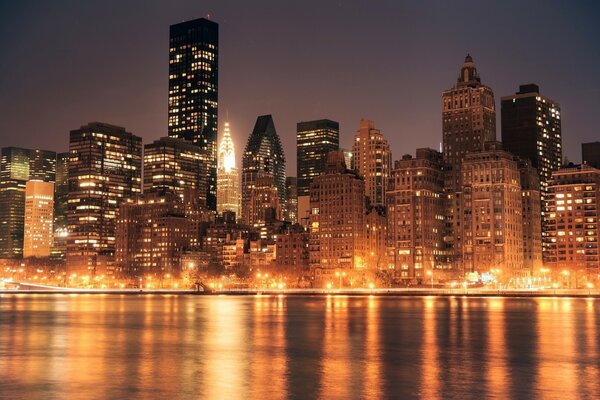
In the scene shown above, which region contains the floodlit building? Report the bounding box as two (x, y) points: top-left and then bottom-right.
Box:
(23, 181), (55, 258)
(216, 122), (240, 218)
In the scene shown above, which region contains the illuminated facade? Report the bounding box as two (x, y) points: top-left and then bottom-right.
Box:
(168, 18), (218, 210)
(248, 175), (281, 228)
(217, 122), (240, 218)
(460, 142), (525, 276)
(0, 147), (56, 258)
(309, 150), (366, 278)
(116, 189), (194, 279)
(387, 149), (445, 282)
(544, 164), (600, 273)
(67, 122), (142, 276)
(144, 136), (209, 206)
(297, 119), (339, 196)
(52, 152), (69, 259)
(23, 181), (54, 258)
(285, 177), (298, 223)
(352, 118), (391, 206)
(242, 115), (286, 225)
(519, 159), (543, 272)
(442, 54), (496, 273)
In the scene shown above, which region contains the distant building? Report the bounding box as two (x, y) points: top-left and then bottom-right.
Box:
(341, 149), (353, 172)
(0, 147), (56, 258)
(387, 149), (445, 282)
(442, 54), (496, 274)
(352, 118), (391, 207)
(248, 175), (281, 229)
(544, 164), (600, 274)
(309, 150), (366, 280)
(519, 159), (543, 273)
(582, 142), (600, 169)
(217, 122), (240, 218)
(52, 152), (69, 259)
(242, 115), (286, 224)
(144, 136), (209, 207)
(168, 17), (219, 210)
(365, 205), (388, 271)
(285, 177), (298, 223)
(276, 225), (309, 272)
(23, 181), (54, 258)
(116, 189), (194, 279)
(67, 122), (142, 276)
(460, 142), (524, 277)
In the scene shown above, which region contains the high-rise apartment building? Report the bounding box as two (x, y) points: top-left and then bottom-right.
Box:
(144, 136), (209, 206)
(285, 176), (298, 224)
(52, 152), (69, 259)
(247, 175), (281, 228)
(519, 160), (543, 273)
(0, 147), (56, 258)
(168, 18), (218, 210)
(460, 142), (525, 277)
(544, 164), (600, 274)
(387, 148), (445, 282)
(501, 84), (562, 199)
(216, 122), (240, 218)
(23, 181), (54, 258)
(242, 115), (286, 225)
(352, 118), (391, 207)
(67, 122), (142, 276)
(309, 150), (366, 280)
(582, 142), (600, 169)
(296, 119), (339, 222)
(442, 54), (496, 273)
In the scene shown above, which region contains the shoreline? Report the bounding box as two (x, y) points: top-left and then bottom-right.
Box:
(2, 288), (600, 298)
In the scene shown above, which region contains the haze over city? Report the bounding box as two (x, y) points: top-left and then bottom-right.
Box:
(2, 0), (599, 173)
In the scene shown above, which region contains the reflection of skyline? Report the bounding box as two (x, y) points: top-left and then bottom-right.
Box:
(1, 295), (600, 399)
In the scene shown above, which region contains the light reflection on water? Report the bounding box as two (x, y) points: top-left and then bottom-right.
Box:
(1, 295), (599, 400)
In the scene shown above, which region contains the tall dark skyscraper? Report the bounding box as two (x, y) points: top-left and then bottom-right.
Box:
(0, 147), (56, 258)
(442, 55), (496, 273)
(296, 119), (339, 196)
(501, 84), (562, 199)
(52, 152), (69, 259)
(168, 17), (218, 210)
(242, 115), (286, 225)
(67, 122), (142, 276)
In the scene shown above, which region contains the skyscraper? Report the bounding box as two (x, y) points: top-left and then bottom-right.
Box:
(352, 118), (391, 207)
(285, 176), (298, 224)
(67, 122), (142, 276)
(442, 54), (496, 273)
(0, 147), (56, 258)
(168, 17), (218, 210)
(501, 84), (562, 199)
(242, 115), (286, 225)
(52, 152), (69, 259)
(217, 122), (240, 218)
(144, 136), (209, 206)
(23, 180), (54, 258)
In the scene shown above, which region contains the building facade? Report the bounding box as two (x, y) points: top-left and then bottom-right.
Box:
(285, 176), (298, 224)
(168, 17), (219, 210)
(544, 164), (600, 275)
(216, 122), (240, 218)
(23, 181), (55, 258)
(67, 122), (142, 276)
(52, 152), (69, 259)
(0, 147), (56, 258)
(387, 149), (446, 282)
(519, 159), (543, 273)
(352, 118), (391, 207)
(144, 136), (209, 206)
(242, 115), (286, 225)
(442, 54), (496, 273)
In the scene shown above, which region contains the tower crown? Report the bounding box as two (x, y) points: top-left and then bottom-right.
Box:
(218, 122), (236, 172)
(457, 53), (481, 87)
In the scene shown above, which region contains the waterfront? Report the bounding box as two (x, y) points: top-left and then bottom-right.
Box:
(1, 295), (599, 399)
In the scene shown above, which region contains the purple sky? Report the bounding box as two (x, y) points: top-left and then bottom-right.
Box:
(1, 1), (599, 173)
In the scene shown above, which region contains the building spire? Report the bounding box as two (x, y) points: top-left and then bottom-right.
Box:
(457, 53), (481, 87)
(218, 122), (236, 172)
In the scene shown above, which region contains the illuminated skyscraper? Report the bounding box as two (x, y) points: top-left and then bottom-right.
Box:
(52, 152), (69, 259)
(442, 54), (496, 272)
(23, 180), (54, 258)
(352, 118), (391, 207)
(0, 147), (56, 258)
(67, 122), (142, 276)
(242, 115), (286, 225)
(144, 137), (209, 206)
(168, 17), (218, 210)
(501, 84), (562, 200)
(217, 122), (240, 218)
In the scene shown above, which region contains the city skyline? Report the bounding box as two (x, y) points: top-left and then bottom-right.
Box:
(2, 1), (600, 174)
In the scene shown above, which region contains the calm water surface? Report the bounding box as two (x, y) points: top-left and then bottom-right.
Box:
(1, 294), (599, 399)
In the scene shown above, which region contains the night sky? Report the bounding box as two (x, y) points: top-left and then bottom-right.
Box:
(1, 1), (599, 173)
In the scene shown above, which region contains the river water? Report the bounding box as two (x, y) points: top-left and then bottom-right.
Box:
(1, 294), (599, 399)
